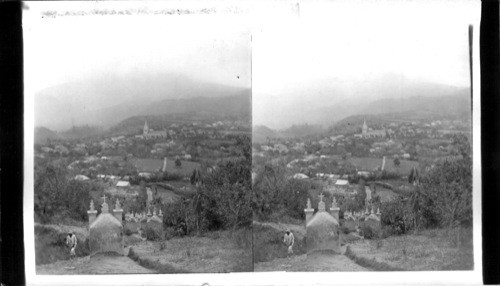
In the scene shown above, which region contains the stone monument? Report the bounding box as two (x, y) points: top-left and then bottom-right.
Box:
(88, 195), (124, 256)
(305, 193), (341, 254)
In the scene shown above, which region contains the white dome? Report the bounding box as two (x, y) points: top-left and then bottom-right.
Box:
(307, 211), (339, 228)
(90, 213), (122, 229)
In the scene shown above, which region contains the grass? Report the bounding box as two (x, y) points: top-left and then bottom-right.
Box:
(348, 157), (419, 175)
(252, 223), (306, 264)
(128, 247), (190, 274)
(347, 227), (473, 271)
(345, 246), (403, 271)
(34, 224), (90, 265)
(130, 228), (253, 273)
(132, 158), (200, 176)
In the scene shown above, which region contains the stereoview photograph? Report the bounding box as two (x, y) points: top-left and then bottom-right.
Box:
(24, 0), (480, 281)
(25, 2), (252, 274)
(252, 0), (477, 272)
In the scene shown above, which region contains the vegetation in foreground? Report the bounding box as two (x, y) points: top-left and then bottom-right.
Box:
(129, 228), (253, 273)
(347, 227), (473, 271)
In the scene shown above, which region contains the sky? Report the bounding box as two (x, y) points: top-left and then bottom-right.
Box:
(23, 0), (480, 130)
(23, 1), (252, 95)
(251, 0), (480, 129)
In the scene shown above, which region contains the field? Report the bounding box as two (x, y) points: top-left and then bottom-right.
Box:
(155, 186), (182, 203)
(132, 158), (200, 176)
(253, 221), (306, 264)
(347, 228), (473, 271)
(254, 252), (369, 272)
(348, 157), (419, 175)
(129, 228), (253, 273)
(36, 253), (154, 275)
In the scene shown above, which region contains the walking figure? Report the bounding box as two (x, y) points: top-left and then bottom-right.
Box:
(66, 232), (77, 259)
(283, 228), (295, 255)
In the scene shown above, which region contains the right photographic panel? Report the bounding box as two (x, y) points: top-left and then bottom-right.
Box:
(252, 0), (479, 272)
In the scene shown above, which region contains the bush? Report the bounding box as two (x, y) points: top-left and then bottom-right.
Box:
(361, 226), (376, 239)
(124, 228), (133, 236)
(34, 164), (98, 223)
(381, 199), (410, 235)
(145, 226), (163, 241)
(340, 226), (351, 235)
(164, 227), (177, 240)
(380, 225), (395, 239)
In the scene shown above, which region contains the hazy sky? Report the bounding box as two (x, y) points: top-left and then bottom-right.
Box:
(23, 1), (252, 95)
(24, 0), (480, 130)
(252, 0), (480, 128)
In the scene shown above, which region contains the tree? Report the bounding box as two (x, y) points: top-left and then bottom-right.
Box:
(393, 158), (401, 167)
(34, 163), (95, 223)
(198, 157), (252, 230)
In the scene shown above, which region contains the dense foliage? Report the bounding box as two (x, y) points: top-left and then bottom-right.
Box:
(252, 162), (310, 221)
(163, 135), (252, 234)
(34, 163), (99, 223)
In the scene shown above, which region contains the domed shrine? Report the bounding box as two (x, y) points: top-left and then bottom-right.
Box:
(87, 195), (124, 256)
(304, 194), (341, 254)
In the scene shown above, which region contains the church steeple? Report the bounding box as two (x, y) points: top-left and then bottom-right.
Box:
(362, 118), (368, 137)
(143, 120), (149, 135)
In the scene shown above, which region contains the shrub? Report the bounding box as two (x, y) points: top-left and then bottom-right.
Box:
(381, 199), (411, 235)
(361, 226), (376, 239)
(380, 225), (395, 239)
(124, 228), (133, 236)
(145, 226), (162, 241)
(340, 226), (351, 235)
(163, 227), (177, 240)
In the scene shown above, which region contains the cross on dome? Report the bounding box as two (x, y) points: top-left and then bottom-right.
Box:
(318, 193), (324, 202)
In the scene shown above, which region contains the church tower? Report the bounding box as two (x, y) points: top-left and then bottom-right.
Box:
(143, 120), (149, 135)
(362, 118), (368, 137)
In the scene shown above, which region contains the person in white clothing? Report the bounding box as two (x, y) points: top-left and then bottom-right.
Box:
(66, 232), (77, 259)
(283, 229), (295, 255)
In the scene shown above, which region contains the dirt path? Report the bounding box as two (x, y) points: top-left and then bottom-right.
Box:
(254, 251), (369, 272)
(36, 253), (154, 275)
(253, 221), (368, 272)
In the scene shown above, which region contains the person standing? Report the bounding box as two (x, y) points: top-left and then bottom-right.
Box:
(66, 232), (77, 259)
(283, 229), (295, 255)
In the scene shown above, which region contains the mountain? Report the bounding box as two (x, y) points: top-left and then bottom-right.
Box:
(252, 124), (324, 143)
(360, 92), (471, 117)
(331, 93), (472, 134)
(108, 93), (251, 135)
(281, 124), (324, 138)
(252, 125), (281, 143)
(34, 126), (59, 144)
(35, 72), (250, 130)
(253, 74), (470, 129)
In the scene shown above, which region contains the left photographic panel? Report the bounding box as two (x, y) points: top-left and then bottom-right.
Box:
(24, 1), (252, 275)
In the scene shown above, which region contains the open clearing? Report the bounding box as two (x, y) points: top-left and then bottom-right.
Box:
(349, 157), (419, 174)
(130, 229), (252, 273)
(132, 158), (200, 176)
(348, 228), (473, 270)
(36, 253), (154, 275)
(254, 251), (369, 272)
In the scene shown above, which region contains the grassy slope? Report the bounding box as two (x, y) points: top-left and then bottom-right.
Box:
(34, 224), (89, 265)
(349, 157), (419, 175)
(36, 253), (154, 275)
(252, 221), (306, 264)
(129, 229), (253, 273)
(348, 228), (474, 271)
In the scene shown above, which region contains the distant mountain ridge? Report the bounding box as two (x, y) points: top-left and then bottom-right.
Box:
(253, 93), (471, 141)
(253, 74), (469, 129)
(35, 72), (250, 130)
